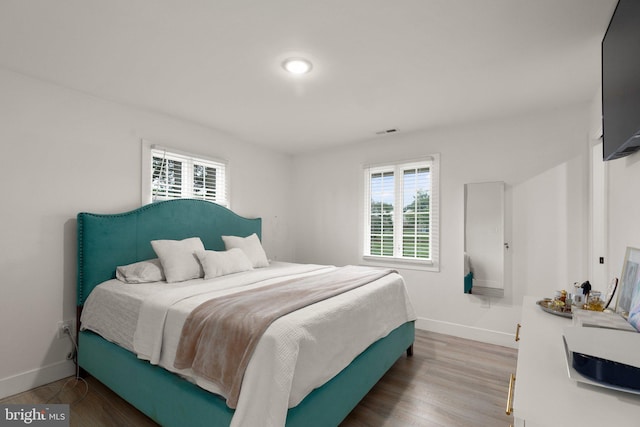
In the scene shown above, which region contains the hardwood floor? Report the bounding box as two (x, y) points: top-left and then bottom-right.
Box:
(1, 330), (517, 426)
(341, 330), (518, 427)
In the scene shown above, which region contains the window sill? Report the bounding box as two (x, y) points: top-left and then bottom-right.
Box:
(361, 256), (440, 272)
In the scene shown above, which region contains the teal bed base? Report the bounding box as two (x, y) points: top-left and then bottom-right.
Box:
(78, 323), (414, 426)
(77, 199), (414, 426)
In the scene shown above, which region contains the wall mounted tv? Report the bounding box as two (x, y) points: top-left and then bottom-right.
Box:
(602, 0), (640, 161)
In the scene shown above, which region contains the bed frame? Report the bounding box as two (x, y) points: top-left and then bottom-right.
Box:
(76, 199), (415, 426)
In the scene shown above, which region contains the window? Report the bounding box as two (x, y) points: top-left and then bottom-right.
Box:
(143, 143), (228, 207)
(363, 155), (439, 269)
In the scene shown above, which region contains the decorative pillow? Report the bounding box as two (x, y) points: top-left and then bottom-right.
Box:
(116, 258), (165, 283)
(222, 233), (269, 268)
(195, 248), (254, 279)
(150, 237), (205, 283)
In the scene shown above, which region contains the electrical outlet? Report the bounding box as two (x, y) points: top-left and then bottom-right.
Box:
(56, 320), (74, 339)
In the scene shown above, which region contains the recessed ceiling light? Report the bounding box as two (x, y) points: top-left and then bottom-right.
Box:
(282, 58), (312, 75)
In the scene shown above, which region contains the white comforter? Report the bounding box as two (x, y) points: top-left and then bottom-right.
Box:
(82, 262), (416, 427)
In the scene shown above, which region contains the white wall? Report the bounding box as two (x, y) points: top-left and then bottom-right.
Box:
(291, 104), (591, 346)
(587, 88), (640, 300)
(0, 69), (293, 398)
(604, 144), (640, 281)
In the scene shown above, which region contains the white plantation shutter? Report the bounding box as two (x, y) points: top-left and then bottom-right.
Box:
(150, 146), (228, 207)
(363, 155), (439, 270)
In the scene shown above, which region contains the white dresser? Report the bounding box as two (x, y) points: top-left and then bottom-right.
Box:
(511, 296), (640, 426)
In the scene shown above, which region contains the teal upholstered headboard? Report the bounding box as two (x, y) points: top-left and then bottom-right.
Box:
(77, 199), (262, 306)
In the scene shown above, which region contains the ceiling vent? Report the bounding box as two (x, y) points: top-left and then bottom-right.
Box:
(375, 128), (399, 135)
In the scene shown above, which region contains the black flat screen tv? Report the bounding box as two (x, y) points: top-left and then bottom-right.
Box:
(602, 0), (640, 161)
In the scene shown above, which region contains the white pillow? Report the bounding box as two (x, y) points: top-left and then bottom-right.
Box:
(116, 258), (165, 283)
(222, 233), (269, 268)
(195, 248), (254, 279)
(151, 237), (205, 283)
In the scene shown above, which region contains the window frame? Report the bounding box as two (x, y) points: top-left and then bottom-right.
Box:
(141, 140), (229, 207)
(362, 155), (440, 271)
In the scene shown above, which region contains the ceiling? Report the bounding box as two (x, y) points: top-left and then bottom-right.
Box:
(0, 0), (618, 154)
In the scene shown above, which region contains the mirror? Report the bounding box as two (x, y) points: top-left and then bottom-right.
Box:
(464, 182), (505, 296)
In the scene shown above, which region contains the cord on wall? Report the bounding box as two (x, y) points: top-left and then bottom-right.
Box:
(62, 325), (76, 361)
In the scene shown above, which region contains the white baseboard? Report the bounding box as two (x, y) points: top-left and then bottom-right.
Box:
(416, 317), (518, 349)
(0, 360), (75, 400)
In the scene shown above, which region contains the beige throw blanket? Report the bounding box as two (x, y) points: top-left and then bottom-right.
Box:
(173, 265), (394, 408)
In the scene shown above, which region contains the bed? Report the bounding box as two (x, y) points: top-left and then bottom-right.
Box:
(76, 199), (416, 427)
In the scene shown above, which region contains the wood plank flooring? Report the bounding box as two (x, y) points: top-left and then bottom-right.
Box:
(341, 330), (518, 427)
(1, 330), (518, 426)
